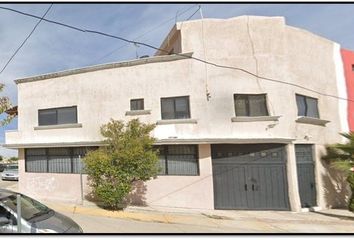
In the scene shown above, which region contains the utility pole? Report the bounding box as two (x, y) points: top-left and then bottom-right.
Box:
(16, 194), (21, 233)
(79, 155), (84, 205)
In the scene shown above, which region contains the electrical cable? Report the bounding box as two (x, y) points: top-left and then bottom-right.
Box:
(0, 4), (53, 75)
(0, 6), (353, 103)
(92, 4), (199, 64)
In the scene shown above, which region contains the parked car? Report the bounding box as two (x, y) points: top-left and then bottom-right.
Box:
(0, 189), (83, 233)
(0, 164), (6, 172)
(1, 165), (18, 181)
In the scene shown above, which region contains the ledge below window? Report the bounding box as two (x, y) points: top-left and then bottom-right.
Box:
(125, 110), (151, 116)
(296, 117), (330, 126)
(34, 123), (83, 130)
(231, 116), (281, 122)
(156, 119), (198, 125)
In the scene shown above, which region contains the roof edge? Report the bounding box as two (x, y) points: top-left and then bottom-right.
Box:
(15, 52), (194, 85)
(3, 138), (295, 149)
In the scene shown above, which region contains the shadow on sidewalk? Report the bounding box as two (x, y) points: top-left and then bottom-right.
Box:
(312, 211), (354, 221)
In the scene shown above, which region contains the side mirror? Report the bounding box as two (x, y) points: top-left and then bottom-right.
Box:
(0, 217), (10, 226)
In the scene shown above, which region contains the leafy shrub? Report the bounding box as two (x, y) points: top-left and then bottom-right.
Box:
(84, 119), (159, 209)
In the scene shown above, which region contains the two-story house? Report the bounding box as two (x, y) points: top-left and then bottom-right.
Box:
(4, 16), (354, 212)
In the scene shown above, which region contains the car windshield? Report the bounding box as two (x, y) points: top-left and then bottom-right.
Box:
(5, 166), (18, 170)
(1, 194), (51, 221)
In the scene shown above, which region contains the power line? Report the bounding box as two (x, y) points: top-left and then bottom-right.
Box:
(0, 4), (53, 75)
(92, 4), (199, 64)
(1, 6), (353, 103)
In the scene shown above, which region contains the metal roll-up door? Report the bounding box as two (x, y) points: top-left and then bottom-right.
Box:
(212, 144), (290, 210)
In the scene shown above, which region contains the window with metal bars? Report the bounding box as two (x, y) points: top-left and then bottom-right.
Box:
(156, 145), (199, 176)
(25, 147), (97, 174)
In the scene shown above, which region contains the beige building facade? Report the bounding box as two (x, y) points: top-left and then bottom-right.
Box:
(4, 16), (351, 211)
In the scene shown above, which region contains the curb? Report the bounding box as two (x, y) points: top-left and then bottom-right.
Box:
(44, 202), (224, 228)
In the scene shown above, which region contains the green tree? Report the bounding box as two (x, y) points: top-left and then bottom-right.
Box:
(8, 157), (18, 163)
(323, 132), (354, 212)
(83, 119), (159, 209)
(0, 83), (15, 126)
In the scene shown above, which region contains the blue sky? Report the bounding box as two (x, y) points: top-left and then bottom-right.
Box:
(0, 2), (354, 157)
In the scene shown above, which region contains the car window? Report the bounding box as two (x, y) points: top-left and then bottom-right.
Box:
(2, 195), (51, 222)
(5, 166), (18, 170)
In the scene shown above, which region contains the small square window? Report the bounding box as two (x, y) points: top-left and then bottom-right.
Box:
(261, 152), (267, 157)
(130, 99), (144, 111)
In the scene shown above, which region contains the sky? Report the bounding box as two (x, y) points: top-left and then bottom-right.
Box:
(0, 2), (354, 157)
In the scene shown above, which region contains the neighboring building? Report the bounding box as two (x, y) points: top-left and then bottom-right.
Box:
(4, 16), (354, 211)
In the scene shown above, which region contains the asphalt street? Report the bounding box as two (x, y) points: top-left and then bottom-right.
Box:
(1, 178), (354, 233)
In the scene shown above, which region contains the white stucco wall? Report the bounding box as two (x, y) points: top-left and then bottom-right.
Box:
(8, 16), (348, 210)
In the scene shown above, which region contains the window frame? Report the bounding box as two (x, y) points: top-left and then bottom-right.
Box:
(25, 147), (96, 174)
(160, 96), (191, 120)
(295, 94), (320, 118)
(157, 145), (199, 176)
(130, 98), (145, 111)
(38, 106), (78, 126)
(233, 93), (269, 117)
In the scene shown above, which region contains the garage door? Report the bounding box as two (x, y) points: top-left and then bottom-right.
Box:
(212, 144), (290, 210)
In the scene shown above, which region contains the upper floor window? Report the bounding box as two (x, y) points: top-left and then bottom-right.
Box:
(38, 106), (77, 126)
(161, 96), (190, 120)
(130, 99), (144, 111)
(296, 94), (319, 118)
(234, 94), (269, 117)
(352, 64), (354, 71)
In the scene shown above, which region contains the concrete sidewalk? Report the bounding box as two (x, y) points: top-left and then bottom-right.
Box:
(43, 200), (354, 233)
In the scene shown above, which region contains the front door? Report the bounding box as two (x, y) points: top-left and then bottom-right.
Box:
(295, 144), (317, 208)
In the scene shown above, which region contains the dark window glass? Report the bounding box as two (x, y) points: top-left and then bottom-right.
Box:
(352, 64), (354, 71)
(161, 98), (175, 120)
(296, 95), (306, 116)
(234, 94), (269, 117)
(130, 99), (144, 111)
(38, 109), (57, 126)
(25, 147), (97, 174)
(38, 106), (77, 126)
(157, 145), (198, 176)
(161, 96), (190, 120)
(57, 107), (77, 124)
(306, 97), (319, 118)
(296, 94), (319, 118)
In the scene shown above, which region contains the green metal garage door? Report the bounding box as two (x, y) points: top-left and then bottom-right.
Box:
(212, 144), (290, 210)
